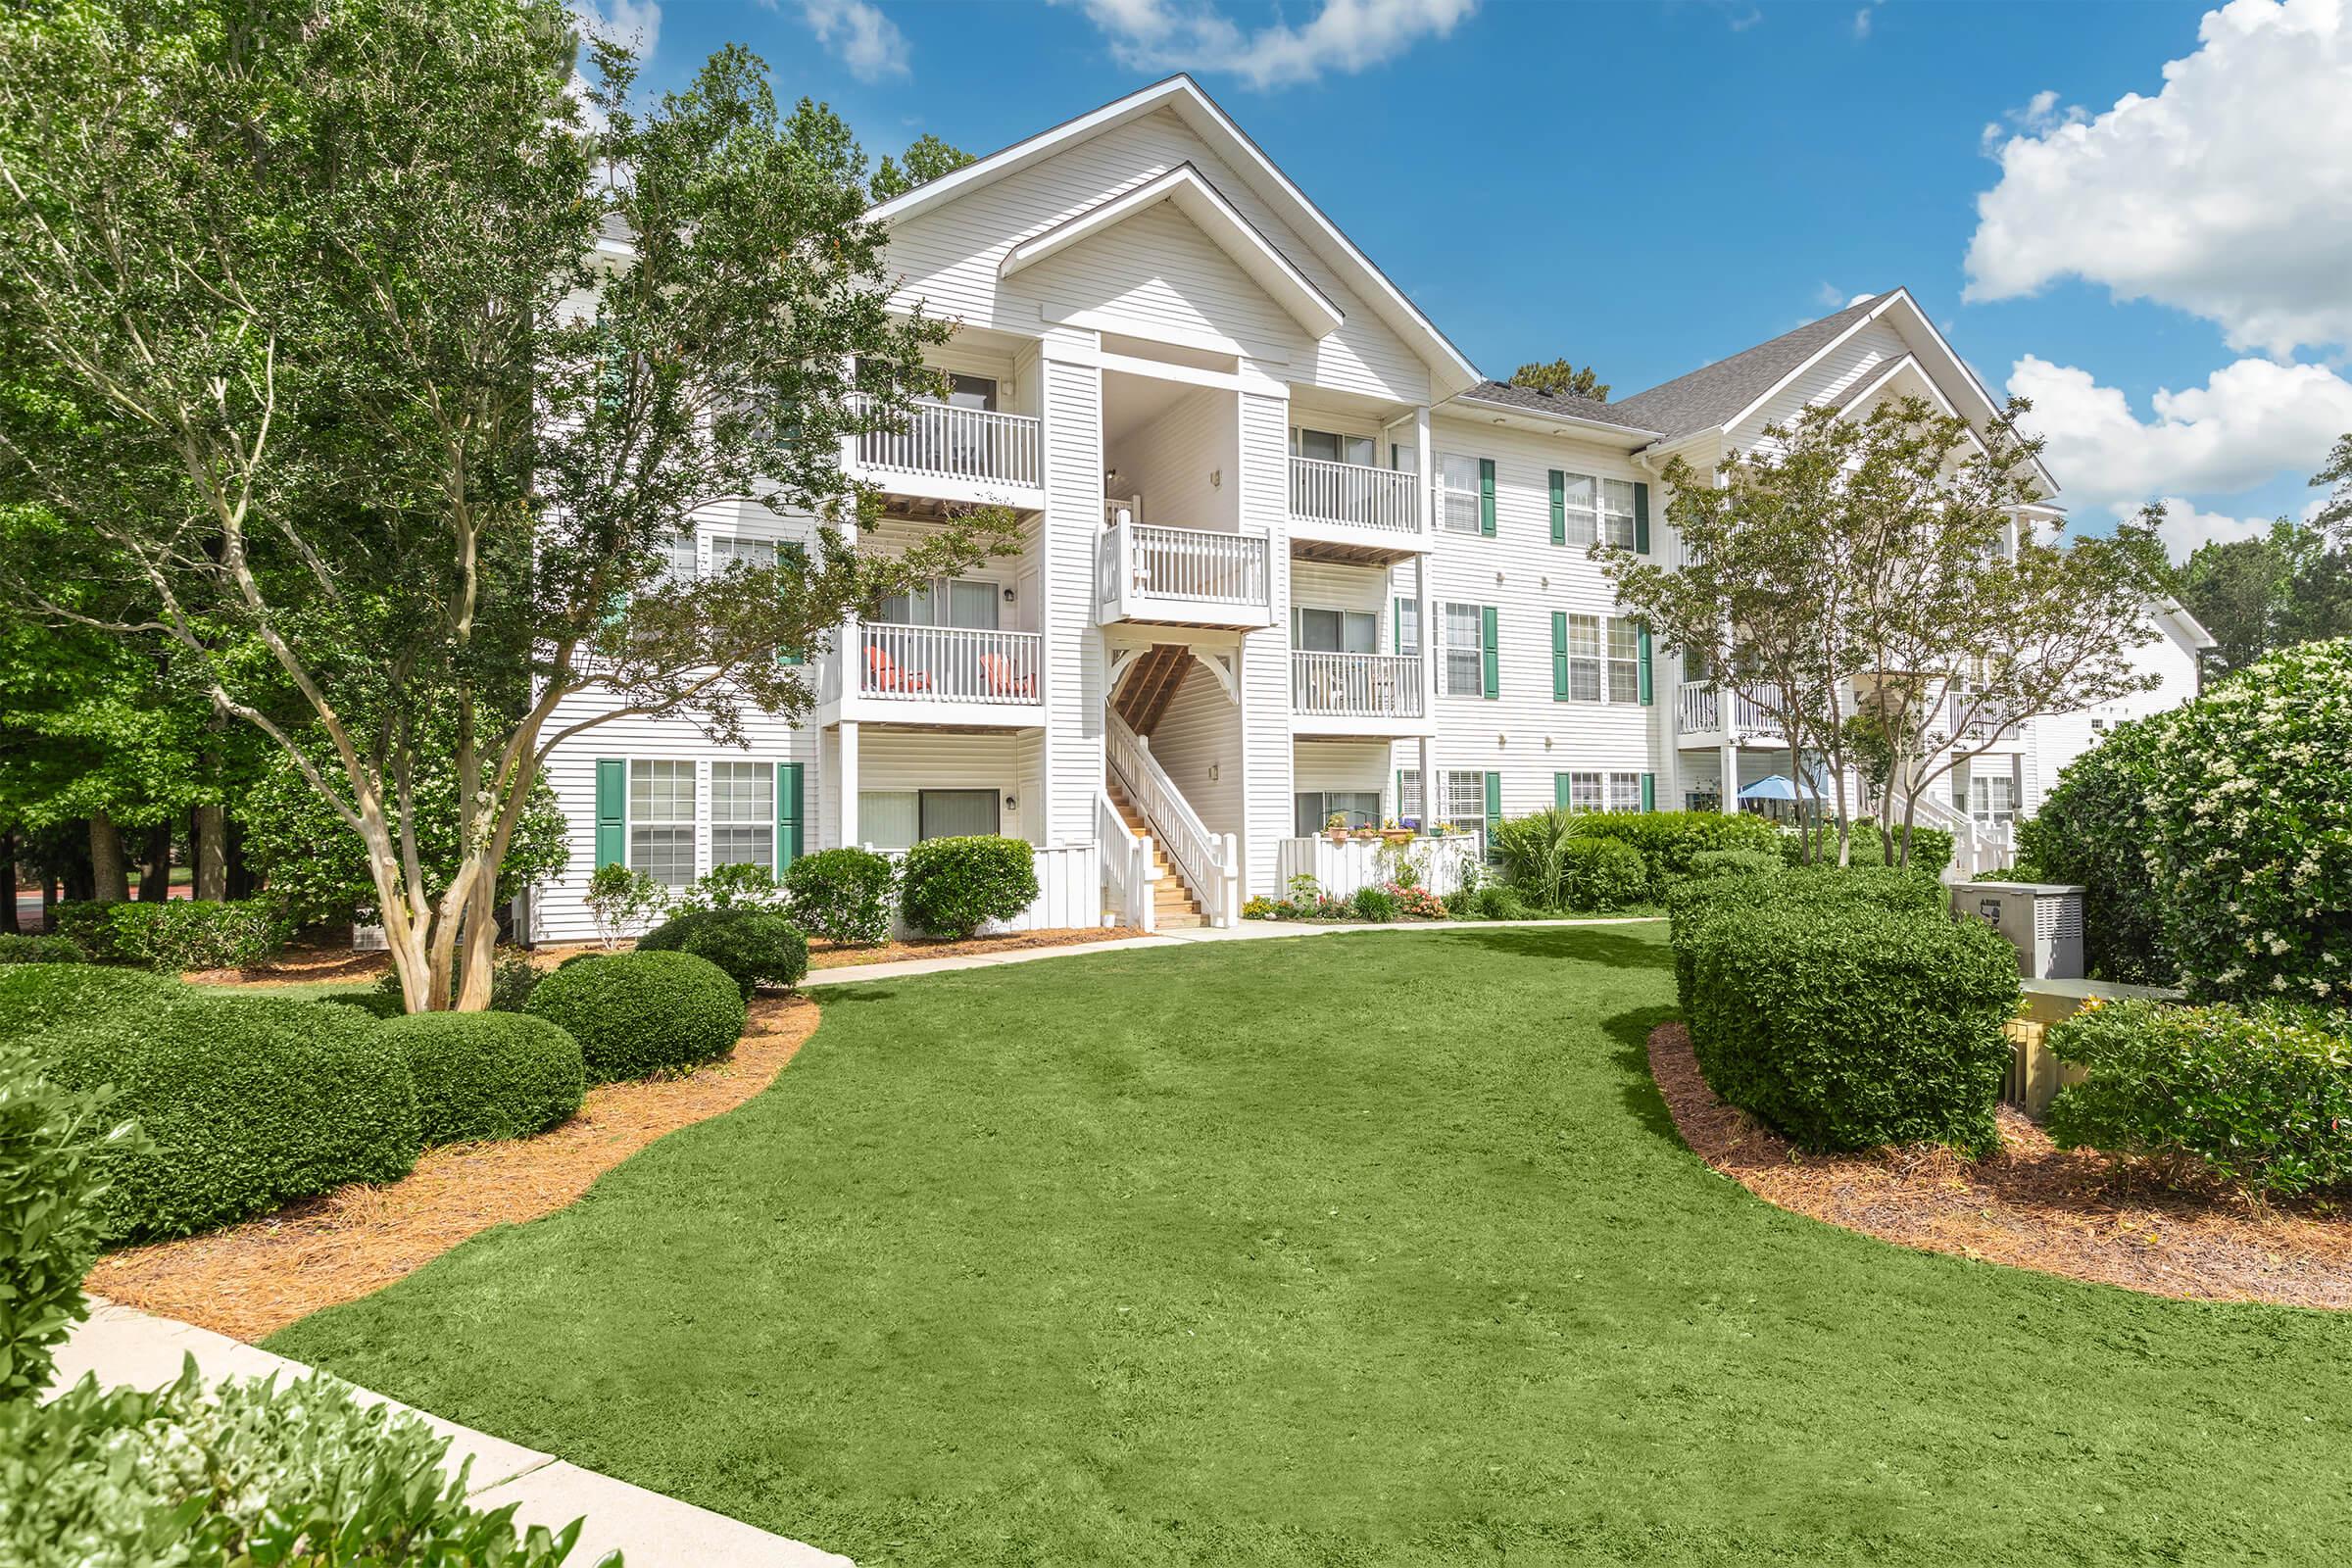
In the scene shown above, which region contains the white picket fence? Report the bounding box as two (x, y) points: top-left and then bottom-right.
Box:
(1275, 834), (1480, 901)
(868, 841), (1104, 937)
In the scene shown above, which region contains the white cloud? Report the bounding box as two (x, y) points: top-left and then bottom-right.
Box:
(1852, 0), (1885, 40)
(1964, 0), (2352, 355)
(572, 0), (661, 55)
(2008, 353), (2352, 518)
(2146, 497), (2277, 558)
(1056, 0), (1477, 88)
(799, 0), (911, 81)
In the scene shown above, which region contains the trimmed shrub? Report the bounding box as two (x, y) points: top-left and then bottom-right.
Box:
(522, 949), (746, 1081)
(51, 898), (292, 972)
(372, 1011), (585, 1146)
(28, 993), (420, 1241)
(5, 1365), (582, 1565)
(0, 1045), (140, 1403)
(782, 847), (898, 945)
(0, 964), (180, 1047)
(682, 911), (810, 999)
(1687, 849), (1783, 881)
(1561, 838), (1647, 911)
(2046, 999), (2352, 1196)
(1350, 886), (1398, 922)
(1674, 869), (2015, 1152)
(0, 934), (83, 965)
(1565, 810), (1783, 890)
(900, 835), (1040, 939)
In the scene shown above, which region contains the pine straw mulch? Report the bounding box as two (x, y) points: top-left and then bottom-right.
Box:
(85, 995), (821, 1343)
(1649, 1021), (2352, 1310)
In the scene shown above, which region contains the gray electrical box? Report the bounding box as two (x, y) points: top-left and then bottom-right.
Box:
(1952, 881), (2086, 980)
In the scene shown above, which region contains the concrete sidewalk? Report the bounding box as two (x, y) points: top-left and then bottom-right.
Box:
(49, 1299), (849, 1568)
(803, 913), (1662, 988)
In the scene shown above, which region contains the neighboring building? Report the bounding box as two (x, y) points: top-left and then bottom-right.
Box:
(527, 75), (2210, 942)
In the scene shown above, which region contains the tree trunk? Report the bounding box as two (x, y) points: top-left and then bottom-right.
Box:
(194, 804), (228, 900)
(0, 836), (17, 934)
(88, 810), (127, 904)
(137, 820), (172, 901)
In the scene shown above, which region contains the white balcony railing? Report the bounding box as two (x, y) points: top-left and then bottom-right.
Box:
(1291, 652), (1423, 719)
(1097, 517), (1272, 625)
(1288, 457), (1420, 534)
(846, 393), (1041, 490)
(1676, 681), (1719, 736)
(1947, 693), (2021, 744)
(1676, 681), (1786, 737)
(851, 623), (1042, 706)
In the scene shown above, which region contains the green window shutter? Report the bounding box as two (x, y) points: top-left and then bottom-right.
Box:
(1642, 772), (1656, 812)
(1478, 458), (1496, 537)
(775, 761), (805, 871)
(1480, 606), (1499, 699)
(776, 543), (808, 664)
(1484, 771), (1502, 823)
(1550, 612), (1569, 702)
(594, 760), (625, 869)
(601, 591), (629, 630)
(1634, 481), (1651, 554)
(1548, 469), (1565, 546)
(1554, 772), (1572, 810)
(1637, 624), (1654, 706)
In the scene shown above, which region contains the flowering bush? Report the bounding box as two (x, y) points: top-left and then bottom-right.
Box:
(1387, 883), (1447, 919)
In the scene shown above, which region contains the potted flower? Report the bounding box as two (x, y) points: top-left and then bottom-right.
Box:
(1431, 821), (1456, 838)
(1350, 819), (1381, 841)
(1380, 816), (1413, 846)
(1324, 810), (1350, 844)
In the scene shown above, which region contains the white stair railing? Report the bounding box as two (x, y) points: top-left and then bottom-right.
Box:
(1106, 711), (1239, 927)
(1097, 788), (1158, 934)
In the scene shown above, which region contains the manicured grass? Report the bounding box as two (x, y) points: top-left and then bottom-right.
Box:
(270, 928), (2352, 1564)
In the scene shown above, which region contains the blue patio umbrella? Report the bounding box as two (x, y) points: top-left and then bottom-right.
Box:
(1738, 774), (1800, 802)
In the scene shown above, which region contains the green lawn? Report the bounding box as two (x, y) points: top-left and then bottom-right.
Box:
(270, 927), (2352, 1565)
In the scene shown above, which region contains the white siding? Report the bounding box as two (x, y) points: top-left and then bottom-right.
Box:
(1111, 383), (1239, 532)
(1144, 654), (1244, 838)
(1236, 390), (1296, 892)
(1040, 344), (1107, 843)
(1726, 318), (1911, 454)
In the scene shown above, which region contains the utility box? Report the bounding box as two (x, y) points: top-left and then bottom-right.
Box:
(1952, 881), (2086, 980)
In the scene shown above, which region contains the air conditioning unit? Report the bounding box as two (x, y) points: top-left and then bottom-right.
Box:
(1951, 881), (2085, 979)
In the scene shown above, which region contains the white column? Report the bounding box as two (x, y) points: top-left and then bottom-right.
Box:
(1719, 736), (1739, 816)
(1416, 734), (1436, 832)
(838, 720), (860, 849)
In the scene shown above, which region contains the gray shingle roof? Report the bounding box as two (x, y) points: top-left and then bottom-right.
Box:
(1452, 379), (1661, 435)
(1609, 290), (1900, 439)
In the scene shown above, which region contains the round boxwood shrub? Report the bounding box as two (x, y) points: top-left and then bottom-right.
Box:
(28, 993), (420, 1242)
(522, 949), (746, 1082)
(0, 964), (181, 1046)
(371, 1011), (585, 1146)
(639, 906), (809, 998)
(1562, 838), (1648, 910)
(899, 835), (1040, 939)
(782, 847), (898, 945)
(0, 934), (84, 965)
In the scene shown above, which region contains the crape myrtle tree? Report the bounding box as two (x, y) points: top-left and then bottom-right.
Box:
(0, 0), (1013, 1010)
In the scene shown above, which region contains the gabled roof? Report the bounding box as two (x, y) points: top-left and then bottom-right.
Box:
(866, 74), (1482, 397)
(1611, 292), (1899, 438)
(999, 164), (1343, 340)
(1451, 379), (1661, 436)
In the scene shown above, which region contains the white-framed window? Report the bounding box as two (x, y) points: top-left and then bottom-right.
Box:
(1565, 771), (1603, 813)
(655, 531), (700, 589)
(1600, 478), (1639, 549)
(1967, 774), (2019, 824)
(628, 760), (697, 891)
(709, 535), (778, 573)
(1564, 613), (1603, 702)
(858, 787), (1003, 852)
(1608, 771), (1643, 813)
(1437, 453), (1482, 534)
(1295, 790), (1382, 836)
(1445, 770), (1490, 849)
(1293, 426), (1374, 466)
(1441, 602), (1485, 696)
(1559, 472), (1598, 548)
(1607, 618), (1642, 705)
(1563, 614), (1642, 705)
(1293, 607), (1378, 655)
(873, 577), (1001, 629)
(1398, 768), (1423, 824)
(1564, 770), (1642, 813)
(1395, 599), (1419, 658)
(710, 761), (773, 872)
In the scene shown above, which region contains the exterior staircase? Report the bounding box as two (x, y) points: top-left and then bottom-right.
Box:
(1103, 776), (1206, 929)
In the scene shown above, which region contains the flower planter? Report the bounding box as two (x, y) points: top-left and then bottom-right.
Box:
(1380, 830), (1414, 846)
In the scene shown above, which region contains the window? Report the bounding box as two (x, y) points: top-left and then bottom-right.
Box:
(1559, 472), (1597, 548)
(1599, 478), (1638, 549)
(1441, 603), (1485, 696)
(709, 761), (773, 873)
(873, 577), (1000, 628)
(1294, 607), (1377, 655)
(1608, 771), (1644, 813)
(709, 535), (777, 573)
(1437, 453), (1483, 534)
(858, 788), (1002, 852)
(1293, 427), (1374, 466)
(1295, 791), (1381, 836)
(628, 760), (697, 891)
(1395, 599), (1419, 657)
(1560, 614), (1641, 705)
(934, 372), (997, 411)
(1398, 768), (1423, 825)
(1968, 774), (2019, 824)
(1563, 613), (1602, 702)
(1607, 618), (1642, 705)
(1564, 769), (1642, 813)
(1445, 770), (1490, 849)
(1565, 771), (1603, 814)
(655, 531), (699, 589)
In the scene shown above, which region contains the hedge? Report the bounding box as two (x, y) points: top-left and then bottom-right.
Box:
(1674, 868), (2015, 1153)
(0, 934), (84, 965)
(51, 898), (292, 972)
(371, 1011), (585, 1147)
(0, 964), (181, 1047)
(0, 1045), (137, 1403)
(640, 906), (809, 998)
(1566, 810), (1783, 891)
(27, 992), (420, 1242)
(522, 949), (746, 1081)
(2046, 999), (2352, 1196)
(1780, 820), (1955, 878)
(782, 846), (898, 945)
(1686, 849), (1783, 881)
(900, 835), (1040, 939)
(1562, 838), (1647, 910)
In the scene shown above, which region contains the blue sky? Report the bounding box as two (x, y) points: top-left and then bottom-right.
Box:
(583, 0), (2352, 556)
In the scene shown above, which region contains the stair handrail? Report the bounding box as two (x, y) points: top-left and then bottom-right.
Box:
(1106, 710), (1233, 925)
(1096, 786), (1157, 934)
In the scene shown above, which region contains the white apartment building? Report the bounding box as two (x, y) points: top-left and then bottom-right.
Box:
(526, 75), (2209, 943)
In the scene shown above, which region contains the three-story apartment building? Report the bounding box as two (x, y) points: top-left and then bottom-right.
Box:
(525, 75), (2209, 943)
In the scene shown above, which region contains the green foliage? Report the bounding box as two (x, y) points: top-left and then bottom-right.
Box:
(584, 862), (666, 950)
(27, 993), (419, 1241)
(1785, 820), (1956, 877)
(0, 964), (179, 1047)
(0, 1045), (140, 1403)
(1674, 868), (2012, 1152)
(368, 953), (541, 1015)
(2170, 513), (2352, 675)
(899, 836), (1040, 939)
(1466, 885), (1528, 921)
(3, 1365), (586, 1565)
(1566, 810), (1782, 891)
(1562, 838), (1648, 910)
(372, 1011), (584, 1147)
(1350, 886), (1398, 923)
(1685, 849), (1783, 881)
(0, 934), (83, 964)
(1490, 808), (1580, 908)
(1505, 359), (1609, 401)
(781, 847), (897, 945)
(2047, 999), (2352, 1196)
(640, 907), (808, 998)
(869, 132), (975, 201)
(2017, 710), (2177, 984)
(522, 950), (745, 1081)
(51, 898), (292, 971)
(670, 861), (789, 915)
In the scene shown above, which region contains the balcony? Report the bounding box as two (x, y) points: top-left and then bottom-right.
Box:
(1675, 680), (1786, 747)
(844, 394), (1044, 513)
(1291, 651), (1430, 737)
(1287, 456), (1425, 563)
(816, 622), (1044, 728)
(1946, 693), (2023, 748)
(1096, 515), (1275, 630)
